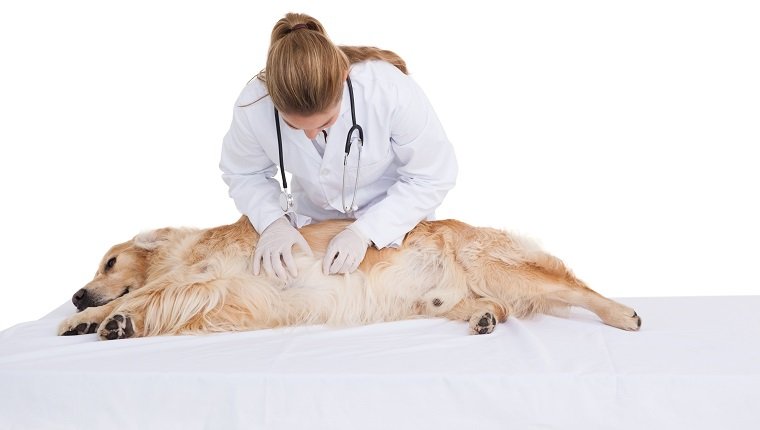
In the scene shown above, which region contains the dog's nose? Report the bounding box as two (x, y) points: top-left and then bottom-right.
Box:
(72, 288), (87, 308)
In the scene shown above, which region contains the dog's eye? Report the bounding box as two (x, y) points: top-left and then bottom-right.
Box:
(105, 257), (117, 271)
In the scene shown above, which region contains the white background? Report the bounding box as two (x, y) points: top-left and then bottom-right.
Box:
(1, 0), (758, 331)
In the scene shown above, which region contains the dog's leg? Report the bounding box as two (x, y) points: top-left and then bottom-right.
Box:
(481, 251), (642, 331)
(549, 283), (642, 331)
(526, 252), (641, 330)
(97, 275), (275, 340)
(443, 298), (508, 335)
(451, 227), (638, 331)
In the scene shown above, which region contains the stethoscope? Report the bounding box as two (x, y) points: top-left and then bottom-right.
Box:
(275, 76), (364, 214)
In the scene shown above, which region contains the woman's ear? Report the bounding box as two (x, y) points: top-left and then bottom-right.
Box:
(133, 228), (171, 250)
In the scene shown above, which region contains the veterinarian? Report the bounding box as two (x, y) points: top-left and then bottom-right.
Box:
(219, 12), (457, 280)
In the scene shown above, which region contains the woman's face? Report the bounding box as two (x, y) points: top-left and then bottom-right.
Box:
(280, 102), (341, 140)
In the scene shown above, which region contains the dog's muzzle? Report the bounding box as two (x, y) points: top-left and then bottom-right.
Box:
(72, 288), (95, 312)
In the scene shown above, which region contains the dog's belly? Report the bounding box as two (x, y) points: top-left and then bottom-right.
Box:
(271, 250), (467, 326)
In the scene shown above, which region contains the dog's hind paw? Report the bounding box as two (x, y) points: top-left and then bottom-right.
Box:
(469, 312), (498, 335)
(602, 305), (642, 331)
(621, 311), (642, 331)
(98, 314), (135, 340)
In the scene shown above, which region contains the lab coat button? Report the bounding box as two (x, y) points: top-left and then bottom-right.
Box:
(320, 169), (329, 176)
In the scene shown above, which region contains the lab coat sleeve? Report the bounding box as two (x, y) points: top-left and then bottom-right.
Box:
(219, 103), (287, 234)
(352, 75), (458, 249)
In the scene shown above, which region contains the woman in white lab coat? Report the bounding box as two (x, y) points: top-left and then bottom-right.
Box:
(219, 12), (458, 280)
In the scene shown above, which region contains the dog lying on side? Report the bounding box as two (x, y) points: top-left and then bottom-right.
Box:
(58, 216), (641, 340)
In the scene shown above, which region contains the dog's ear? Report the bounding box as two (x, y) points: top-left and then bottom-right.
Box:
(133, 228), (171, 250)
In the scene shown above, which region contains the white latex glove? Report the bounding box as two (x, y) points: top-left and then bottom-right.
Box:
(253, 216), (313, 281)
(322, 224), (371, 275)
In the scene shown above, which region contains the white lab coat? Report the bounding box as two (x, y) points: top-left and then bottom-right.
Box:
(219, 60), (457, 248)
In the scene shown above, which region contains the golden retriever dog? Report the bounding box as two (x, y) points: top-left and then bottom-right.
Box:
(58, 216), (641, 340)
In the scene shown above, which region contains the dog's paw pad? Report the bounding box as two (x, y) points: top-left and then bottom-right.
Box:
(99, 314), (135, 340)
(469, 312), (498, 335)
(60, 322), (99, 336)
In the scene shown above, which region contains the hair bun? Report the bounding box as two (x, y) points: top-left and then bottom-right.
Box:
(270, 13), (327, 45)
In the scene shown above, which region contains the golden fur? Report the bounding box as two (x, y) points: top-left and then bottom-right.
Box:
(59, 216), (641, 340)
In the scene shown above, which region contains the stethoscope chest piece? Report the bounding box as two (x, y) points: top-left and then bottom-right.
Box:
(279, 190), (294, 211)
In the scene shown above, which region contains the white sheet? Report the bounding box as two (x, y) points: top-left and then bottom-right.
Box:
(1, 296), (759, 429)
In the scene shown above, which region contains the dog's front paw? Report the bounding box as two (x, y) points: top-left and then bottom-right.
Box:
(99, 314), (136, 340)
(59, 321), (99, 336)
(58, 308), (107, 336)
(469, 311), (498, 335)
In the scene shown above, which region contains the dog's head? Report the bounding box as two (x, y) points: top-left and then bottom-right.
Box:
(71, 228), (169, 311)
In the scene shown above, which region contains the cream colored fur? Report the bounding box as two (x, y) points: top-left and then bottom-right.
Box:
(59, 216), (641, 340)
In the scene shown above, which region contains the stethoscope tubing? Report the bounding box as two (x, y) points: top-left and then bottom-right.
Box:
(275, 76), (363, 213)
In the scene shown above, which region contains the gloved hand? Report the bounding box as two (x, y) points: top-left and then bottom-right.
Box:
(323, 224), (372, 275)
(253, 216), (313, 281)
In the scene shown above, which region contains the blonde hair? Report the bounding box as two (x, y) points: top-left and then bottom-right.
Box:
(256, 13), (408, 114)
